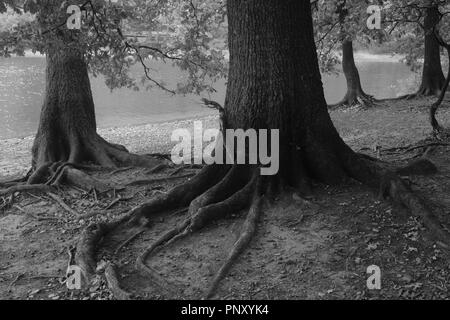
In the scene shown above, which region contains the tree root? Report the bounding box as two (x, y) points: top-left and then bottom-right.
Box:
(75, 217), (129, 284)
(347, 154), (450, 248)
(48, 192), (79, 216)
(76, 143), (450, 298)
(127, 165), (230, 226)
(61, 168), (110, 193)
(206, 190), (263, 299)
(328, 92), (378, 110)
(395, 159), (438, 176)
(126, 173), (196, 187)
(381, 173), (450, 248)
(114, 228), (146, 255)
(0, 184), (53, 197)
(104, 262), (132, 300)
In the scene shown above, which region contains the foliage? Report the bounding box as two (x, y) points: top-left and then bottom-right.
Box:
(0, 0), (228, 95)
(313, 0), (385, 74)
(383, 0), (450, 71)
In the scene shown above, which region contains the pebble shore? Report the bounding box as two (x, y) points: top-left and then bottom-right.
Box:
(0, 115), (219, 178)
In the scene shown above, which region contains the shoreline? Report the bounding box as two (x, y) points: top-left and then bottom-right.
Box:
(0, 114), (220, 179)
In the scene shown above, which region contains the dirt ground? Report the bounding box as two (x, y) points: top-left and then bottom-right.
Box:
(1, 97), (450, 300)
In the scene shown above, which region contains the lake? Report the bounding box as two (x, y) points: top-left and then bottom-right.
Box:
(0, 52), (416, 140)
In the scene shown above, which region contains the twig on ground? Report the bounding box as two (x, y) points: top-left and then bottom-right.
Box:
(48, 193), (79, 216)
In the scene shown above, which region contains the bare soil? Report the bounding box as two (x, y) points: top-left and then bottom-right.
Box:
(1, 98), (450, 300)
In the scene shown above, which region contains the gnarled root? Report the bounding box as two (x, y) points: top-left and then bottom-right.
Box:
(127, 165), (231, 226)
(136, 167), (263, 298)
(206, 186), (264, 299)
(75, 217), (128, 285)
(345, 154), (450, 248)
(0, 184), (53, 197)
(378, 172), (450, 248)
(328, 92), (378, 110)
(104, 262), (132, 300)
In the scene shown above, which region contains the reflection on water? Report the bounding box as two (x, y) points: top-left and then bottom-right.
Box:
(0, 53), (416, 139)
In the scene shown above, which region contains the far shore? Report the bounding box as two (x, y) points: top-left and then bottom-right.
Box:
(0, 115), (220, 179)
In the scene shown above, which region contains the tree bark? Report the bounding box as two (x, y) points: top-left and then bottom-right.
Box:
(224, 0), (365, 188)
(82, 0), (450, 297)
(32, 48), (98, 167)
(417, 4), (445, 96)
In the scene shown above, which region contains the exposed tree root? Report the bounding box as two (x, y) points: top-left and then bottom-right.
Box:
(381, 173), (450, 248)
(395, 159), (438, 176)
(75, 145), (450, 298)
(104, 262), (132, 300)
(127, 165), (231, 226)
(0, 170), (31, 188)
(75, 218), (128, 284)
(403, 86), (443, 101)
(114, 228), (146, 255)
(0, 194), (14, 212)
(347, 155), (450, 248)
(60, 168), (110, 193)
(0, 184), (53, 197)
(328, 92), (378, 110)
(206, 189), (264, 299)
(382, 142), (450, 155)
(134, 168), (259, 297)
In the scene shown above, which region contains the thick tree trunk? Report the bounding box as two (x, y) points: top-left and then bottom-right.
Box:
(417, 4), (445, 96)
(32, 48), (98, 167)
(224, 0), (361, 188)
(31, 47), (160, 172)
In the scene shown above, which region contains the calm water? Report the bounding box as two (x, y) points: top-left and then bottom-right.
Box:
(0, 53), (416, 139)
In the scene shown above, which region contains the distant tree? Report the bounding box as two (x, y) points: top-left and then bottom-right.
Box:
(386, 0), (449, 98)
(313, 0), (382, 108)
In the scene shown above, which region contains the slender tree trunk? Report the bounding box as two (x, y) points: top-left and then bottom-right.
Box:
(329, 0), (374, 108)
(417, 4), (445, 96)
(335, 40), (374, 107)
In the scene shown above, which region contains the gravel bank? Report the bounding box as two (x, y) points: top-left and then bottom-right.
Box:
(0, 115), (220, 178)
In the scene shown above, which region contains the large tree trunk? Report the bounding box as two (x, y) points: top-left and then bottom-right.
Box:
(416, 4), (445, 96)
(31, 47), (161, 174)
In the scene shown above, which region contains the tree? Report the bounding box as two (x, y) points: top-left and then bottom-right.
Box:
(314, 0), (379, 108)
(0, 0), (227, 185)
(387, 0), (447, 98)
(76, 0), (450, 299)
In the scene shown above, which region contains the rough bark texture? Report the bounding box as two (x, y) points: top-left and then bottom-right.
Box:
(417, 4), (445, 97)
(224, 0), (361, 188)
(31, 47), (161, 171)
